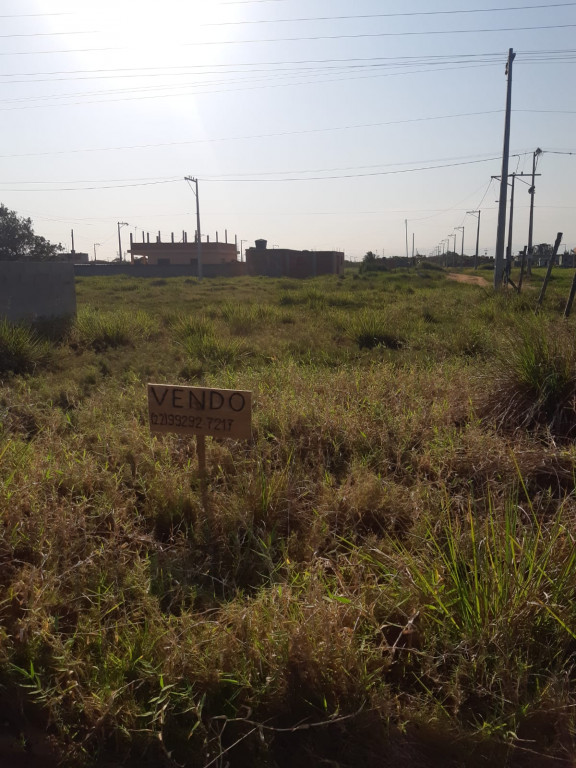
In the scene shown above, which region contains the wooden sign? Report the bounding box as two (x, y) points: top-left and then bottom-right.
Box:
(147, 384), (252, 440)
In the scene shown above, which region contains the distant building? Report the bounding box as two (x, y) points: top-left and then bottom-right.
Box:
(129, 231), (238, 267)
(245, 239), (344, 278)
(59, 251), (89, 264)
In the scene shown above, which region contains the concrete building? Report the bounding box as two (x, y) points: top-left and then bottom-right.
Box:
(129, 231), (238, 267)
(245, 239), (345, 278)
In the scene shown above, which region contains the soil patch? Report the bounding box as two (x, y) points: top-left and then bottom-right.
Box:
(447, 272), (490, 287)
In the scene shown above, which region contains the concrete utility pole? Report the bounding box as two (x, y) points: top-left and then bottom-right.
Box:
(455, 226), (465, 264)
(467, 211), (481, 269)
(527, 147), (543, 276)
(185, 176), (203, 280)
(405, 219), (409, 259)
(494, 48), (516, 288)
(117, 221), (129, 262)
(506, 173), (516, 280)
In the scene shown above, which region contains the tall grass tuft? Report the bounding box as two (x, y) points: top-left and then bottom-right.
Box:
(73, 307), (154, 350)
(0, 319), (52, 373)
(347, 310), (405, 350)
(220, 302), (279, 335)
(485, 324), (576, 437)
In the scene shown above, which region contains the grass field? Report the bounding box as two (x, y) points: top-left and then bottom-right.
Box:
(2, 264), (576, 767)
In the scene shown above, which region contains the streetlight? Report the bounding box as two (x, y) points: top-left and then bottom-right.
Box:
(93, 243), (101, 262)
(117, 221), (129, 262)
(466, 211), (481, 270)
(240, 239), (248, 262)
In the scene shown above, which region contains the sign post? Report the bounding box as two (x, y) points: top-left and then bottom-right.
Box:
(147, 383), (252, 503)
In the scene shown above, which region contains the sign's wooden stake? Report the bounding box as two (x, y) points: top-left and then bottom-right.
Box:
(196, 434), (208, 510)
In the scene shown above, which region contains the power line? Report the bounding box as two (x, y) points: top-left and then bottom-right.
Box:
(0, 64), (508, 110)
(0, 111), (568, 160)
(201, 155), (512, 183)
(0, 110), (507, 158)
(1, 24), (575, 57)
(1, 152), (508, 186)
(1, 49), (573, 80)
(207, 2), (576, 25)
(204, 150), (507, 178)
(0, 155), (533, 192)
(0, 65), (506, 107)
(182, 24), (576, 46)
(0, 12), (73, 17)
(0, 31), (97, 39)
(0, 47), (121, 57)
(0, 179), (180, 193)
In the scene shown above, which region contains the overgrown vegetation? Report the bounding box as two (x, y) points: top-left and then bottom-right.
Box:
(1, 266), (576, 767)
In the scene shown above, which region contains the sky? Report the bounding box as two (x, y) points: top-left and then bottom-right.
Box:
(0, 0), (575, 261)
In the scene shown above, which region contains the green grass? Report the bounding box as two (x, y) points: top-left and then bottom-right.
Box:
(0, 319), (52, 374)
(2, 265), (576, 766)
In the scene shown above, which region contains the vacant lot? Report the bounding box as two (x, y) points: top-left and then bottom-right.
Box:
(1, 265), (576, 767)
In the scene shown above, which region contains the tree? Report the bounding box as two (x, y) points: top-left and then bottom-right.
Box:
(363, 251), (377, 264)
(0, 204), (63, 261)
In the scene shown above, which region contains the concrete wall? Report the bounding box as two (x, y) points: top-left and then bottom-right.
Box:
(74, 262), (247, 279)
(0, 262), (76, 322)
(245, 248), (344, 278)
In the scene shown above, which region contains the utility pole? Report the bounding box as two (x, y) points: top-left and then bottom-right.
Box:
(405, 219), (408, 259)
(467, 211), (481, 269)
(527, 147), (543, 277)
(455, 226), (464, 265)
(412, 232), (415, 260)
(505, 173), (516, 281)
(494, 171), (540, 288)
(117, 221), (129, 262)
(185, 176), (203, 280)
(494, 48), (516, 289)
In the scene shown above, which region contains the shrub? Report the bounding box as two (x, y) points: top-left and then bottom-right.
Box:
(0, 319), (52, 373)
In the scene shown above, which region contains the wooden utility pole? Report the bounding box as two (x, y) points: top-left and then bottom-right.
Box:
(494, 49), (516, 289)
(564, 267), (576, 318)
(527, 148), (543, 277)
(536, 232), (563, 311)
(518, 246), (528, 293)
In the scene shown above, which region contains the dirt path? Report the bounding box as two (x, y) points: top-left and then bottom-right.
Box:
(447, 272), (490, 287)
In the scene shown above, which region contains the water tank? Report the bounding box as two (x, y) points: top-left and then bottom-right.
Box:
(255, 239), (267, 250)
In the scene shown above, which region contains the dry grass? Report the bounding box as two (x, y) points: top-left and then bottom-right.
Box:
(1, 266), (576, 766)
